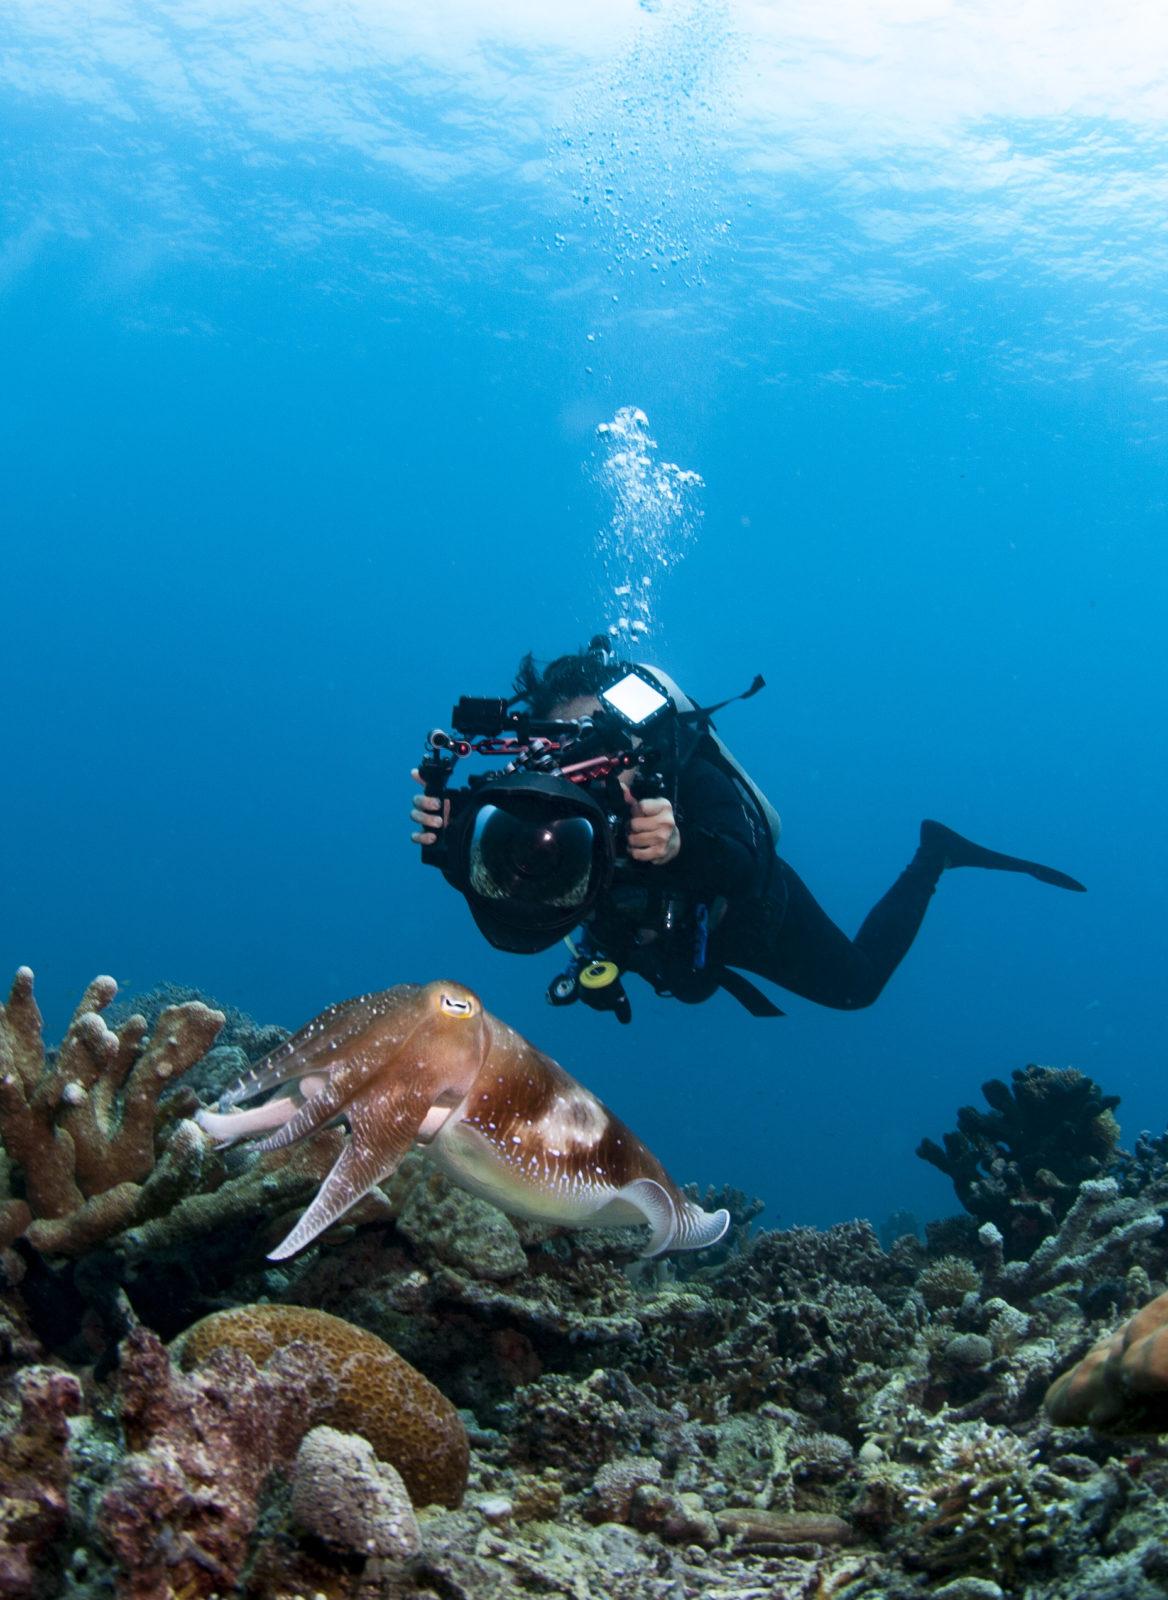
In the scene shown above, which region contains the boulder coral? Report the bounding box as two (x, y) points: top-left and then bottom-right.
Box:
(290, 1424), (422, 1559)
(0, 967), (223, 1255)
(1045, 1289), (1168, 1433)
(176, 1303), (469, 1507)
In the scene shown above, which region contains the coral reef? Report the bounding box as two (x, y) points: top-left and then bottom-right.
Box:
(0, 970), (402, 1356)
(4, 1028), (1168, 1598)
(0, 967), (223, 1255)
(290, 1424), (422, 1559)
(1046, 1289), (1168, 1433)
(917, 1064), (1121, 1258)
(0, 1364), (82, 1598)
(177, 1302), (469, 1506)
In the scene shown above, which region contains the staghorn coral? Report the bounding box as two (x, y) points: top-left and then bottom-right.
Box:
(917, 1065), (1121, 1258)
(177, 1303), (469, 1507)
(904, 1419), (1072, 1585)
(1046, 1289), (1168, 1434)
(0, 967), (223, 1255)
(989, 1177), (1164, 1304)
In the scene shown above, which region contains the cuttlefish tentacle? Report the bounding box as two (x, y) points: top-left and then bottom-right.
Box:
(197, 980), (728, 1261)
(266, 1080), (437, 1261)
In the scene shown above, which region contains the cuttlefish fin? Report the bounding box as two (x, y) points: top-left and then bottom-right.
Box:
(613, 1178), (731, 1258)
(266, 1080), (434, 1260)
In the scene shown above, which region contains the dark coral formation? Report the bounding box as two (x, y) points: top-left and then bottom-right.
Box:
(917, 1064), (1121, 1257)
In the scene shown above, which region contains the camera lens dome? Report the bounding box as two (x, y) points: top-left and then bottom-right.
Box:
(469, 802), (595, 909)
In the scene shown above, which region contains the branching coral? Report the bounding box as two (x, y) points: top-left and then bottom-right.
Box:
(905, 1420), (1071, 1585)
(986, 1177), (1164, 1303)
(0, 967), (223, 1254)
(630, 1221), (916, 1428)
(917, 1065), (1121, 1258)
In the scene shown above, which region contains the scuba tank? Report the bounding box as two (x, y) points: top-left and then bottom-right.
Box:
(639, 661), (782, 873)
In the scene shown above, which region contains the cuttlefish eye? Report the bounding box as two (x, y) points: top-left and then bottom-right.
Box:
(439, 993), (476, 1018)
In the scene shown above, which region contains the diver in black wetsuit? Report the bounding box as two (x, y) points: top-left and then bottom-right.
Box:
(410, 646), (1085, 1017)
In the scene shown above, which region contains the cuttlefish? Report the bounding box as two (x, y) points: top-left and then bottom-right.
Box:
(196, 980), (729, 1261)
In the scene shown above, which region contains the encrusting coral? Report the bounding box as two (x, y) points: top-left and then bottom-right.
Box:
(0, 967), (223, 1255)
(1046, 1288), (1168, 1433)
(176, 1302), (469, 1507)
(0, 1364), (83, 1599)
(99, 1325), (330, 1599)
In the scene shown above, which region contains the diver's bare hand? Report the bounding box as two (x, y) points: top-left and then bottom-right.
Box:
(625, 792), (681, 865)
(410, 767), (450, 846)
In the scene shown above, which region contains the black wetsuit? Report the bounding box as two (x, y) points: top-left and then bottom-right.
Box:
(587, 755), (944, 1011)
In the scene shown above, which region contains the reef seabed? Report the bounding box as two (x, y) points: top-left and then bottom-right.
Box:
(5, 977), (1168, 1599)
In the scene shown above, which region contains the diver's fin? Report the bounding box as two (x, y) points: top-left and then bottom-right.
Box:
(921, 819), (1086, 892)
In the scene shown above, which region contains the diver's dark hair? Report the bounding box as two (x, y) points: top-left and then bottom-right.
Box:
(512, 645), (620, 719)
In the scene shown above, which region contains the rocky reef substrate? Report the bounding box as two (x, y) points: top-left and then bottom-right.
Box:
(5, 977), (1168, 1599)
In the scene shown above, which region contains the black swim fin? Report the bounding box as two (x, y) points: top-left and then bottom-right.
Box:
(920, 820), (1086, 892)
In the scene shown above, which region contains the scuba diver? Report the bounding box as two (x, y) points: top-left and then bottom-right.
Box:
(409, 639), (1085, 1024)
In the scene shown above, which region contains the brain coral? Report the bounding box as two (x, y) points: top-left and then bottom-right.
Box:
(1045, 1289), (1168, 1434)
(176, 1304), (468, 1507)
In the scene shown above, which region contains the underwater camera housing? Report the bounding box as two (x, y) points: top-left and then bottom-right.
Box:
(417, 665), (674, 954)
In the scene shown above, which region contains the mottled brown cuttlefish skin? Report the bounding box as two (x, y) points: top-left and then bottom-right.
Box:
(196, 980), (728, 1262)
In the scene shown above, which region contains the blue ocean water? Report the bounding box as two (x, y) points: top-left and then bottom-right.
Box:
(3, 0), (1166, 1235)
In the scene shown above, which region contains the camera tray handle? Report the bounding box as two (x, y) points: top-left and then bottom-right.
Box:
(418, 730), (462, 868)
